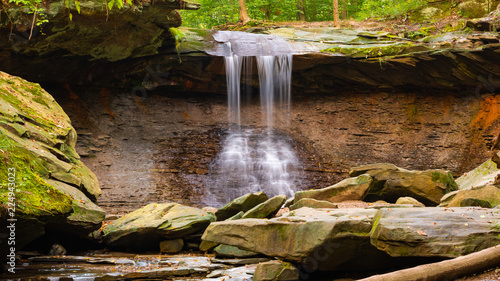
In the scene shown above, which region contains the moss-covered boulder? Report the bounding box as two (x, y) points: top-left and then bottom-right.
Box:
(0, 71), (104, 251)
(445, 185), (500, 208)
(202, 207), (392, 271)
(253, 260), (300, 281)
(241, 195), (287, 219)
(203, 207), (500, 271)
(370, 207), (500, 258)
(102, 202), (216, 250)
(349, 163), (458, 206)
(455, 156), (500, 190)
(215, 191), (269, 221)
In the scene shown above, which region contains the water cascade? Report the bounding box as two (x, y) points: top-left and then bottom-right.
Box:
(206, 32), (300, 207)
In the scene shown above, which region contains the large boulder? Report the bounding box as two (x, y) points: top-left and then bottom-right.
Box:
(445, 185), (500, 207)
(202, 207), (500, 272)
(289, 198), (339, 210)
(349, 163), (458, 206)
(455, 156), (500, 190)
(294, 174), (372, 203)
(102, 202), (216, 249)
(370, 207), (500, 258)
(253, 260), (300, 281)
(0, 72), (104, 252)
(215, 191), (269, 221)
(241, 195), (287, 219)
(202, 207), (393, 271)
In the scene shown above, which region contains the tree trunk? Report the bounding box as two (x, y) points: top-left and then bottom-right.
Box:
(333, 0), (339, 27)
(239, 0), (251, 24)
(297, 0), (306, 21)
(358, 245), (500, 281)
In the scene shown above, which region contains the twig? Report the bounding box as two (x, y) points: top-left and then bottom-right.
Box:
(29, 9), (36, 40)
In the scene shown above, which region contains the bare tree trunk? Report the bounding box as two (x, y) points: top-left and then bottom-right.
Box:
(239, 0), (251, 24)
(358, 245), (500, 281)
(333, 0), (339, 27)
(297, 0), (306, 21)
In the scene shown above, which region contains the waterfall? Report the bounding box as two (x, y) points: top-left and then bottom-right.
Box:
(206, 38), (299, 207)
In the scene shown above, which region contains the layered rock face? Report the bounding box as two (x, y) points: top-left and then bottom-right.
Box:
(46, 84), (498, 213)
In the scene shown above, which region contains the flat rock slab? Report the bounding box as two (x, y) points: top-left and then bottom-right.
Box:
(204, 264), (258, 281)
(203, 207), (386, 271)
(202, 207), (500, 271)
(370, 207), (500, 258)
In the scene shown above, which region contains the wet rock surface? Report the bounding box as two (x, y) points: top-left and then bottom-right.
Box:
(102, 203), (215, 249)
(202, 206), (500, 271)
(2, 254), (259, 280)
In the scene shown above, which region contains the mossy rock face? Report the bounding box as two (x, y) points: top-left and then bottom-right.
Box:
(0, 71), (104, 250)
(458, 1), (488, 18)
(370, 207), (500, 258)
(0, 0), (200, 61)
(102, 203), (216, 250)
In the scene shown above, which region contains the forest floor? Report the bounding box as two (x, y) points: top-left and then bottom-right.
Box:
(217, 11), (472, 40)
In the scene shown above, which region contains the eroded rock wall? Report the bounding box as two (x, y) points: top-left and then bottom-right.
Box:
(47, 84), (499, 214)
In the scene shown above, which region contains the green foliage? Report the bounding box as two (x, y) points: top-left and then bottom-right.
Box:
(357, 0), (427, 20)
(180, 0), (368, 29)
(169, 27), (184, 62)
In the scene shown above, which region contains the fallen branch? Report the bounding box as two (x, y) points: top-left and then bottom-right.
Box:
(358, 245), (500, 281)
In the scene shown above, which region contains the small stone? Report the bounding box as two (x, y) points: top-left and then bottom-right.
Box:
(395, 197), (426, 207)
(49, 243), (66, 256)
(160, 239), (184, 254)
(253, 260), (299, 281)
(200, 240), (219, 252)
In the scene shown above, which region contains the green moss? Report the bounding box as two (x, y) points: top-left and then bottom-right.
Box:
(398, 246), (410, 256)
(273, 224), (289, 242)
(432, 172), (458, 193)
(0, 76), (70, 138)
(322, 43), (430, 59)
(0, 136), (72, 218)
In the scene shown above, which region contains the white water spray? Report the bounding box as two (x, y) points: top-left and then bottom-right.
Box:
(206, 38), (299, 207)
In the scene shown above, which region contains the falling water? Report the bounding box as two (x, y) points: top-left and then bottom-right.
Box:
(206, 36), (299, 207)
